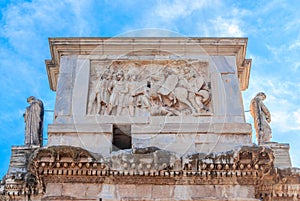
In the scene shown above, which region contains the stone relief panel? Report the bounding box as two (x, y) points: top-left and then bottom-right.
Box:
(87, 60), (211, 116)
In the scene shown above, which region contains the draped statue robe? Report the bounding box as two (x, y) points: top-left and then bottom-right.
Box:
(250, 93), (271, 145)
(24, 97), (44, 146)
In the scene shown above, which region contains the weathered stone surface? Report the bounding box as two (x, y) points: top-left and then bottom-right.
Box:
(43, 184), (259, 200)
(48, 123), (113, 133)
(264, 142), (292, 169)
(0, 146), (40, 198)
(49, 39), (249, 121)
(46, 38), (252, 158)
(48, 133), (113, 155)
(131, 123), (252, 134)
(132, 123), (251, 155)
(9, 144), (295, 200)
(46, 38), (250, 91)
(174, 185), (256, 200)
(54, 56), (77, 119)
(72, 59), (90, 116)
(45, 183), (63, 197)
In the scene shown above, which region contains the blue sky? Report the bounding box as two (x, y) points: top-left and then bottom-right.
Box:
(0, 0), (299, 176)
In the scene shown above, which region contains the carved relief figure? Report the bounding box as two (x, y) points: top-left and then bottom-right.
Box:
(87, 71), (100, 114)
(184, 68), (210, 113)
(175, 66), (203, 114)
(156, 67), (178, 107)
(106, 70), (128, 115)
(87, 70), (112, 115)
(250, 92), (272, 145)
(127, 72), (139, 116)
(149, 67), (169, 104)
(127, 72), (150, 116)
(96, 70), (112, 115)
(154, 65), (210, 116)
(135, 82), (151, 113)
(24, 96), (44, 146)
(150, 101), (180, 116)
(88, 60), (211, 116)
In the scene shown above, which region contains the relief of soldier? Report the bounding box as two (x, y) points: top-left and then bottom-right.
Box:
(87, 60), (211, 116)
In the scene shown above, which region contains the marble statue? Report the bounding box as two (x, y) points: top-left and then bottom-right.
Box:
(250, 92), (272, 145)
(24, 96), (44, 146)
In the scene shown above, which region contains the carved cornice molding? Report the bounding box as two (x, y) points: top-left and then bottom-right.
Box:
(30, 146), (274, 185)
(4, 145), (296, 200)
(45, 37), (251, 91)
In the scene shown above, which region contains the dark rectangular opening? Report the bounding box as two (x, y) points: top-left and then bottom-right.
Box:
(112, 125), (132, 151)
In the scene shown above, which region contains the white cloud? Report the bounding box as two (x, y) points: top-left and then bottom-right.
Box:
(293, 62), (300, 71)
(0, 0), (95, 56)
(266, 39), (300, 73)
(154, 0), (213, 20)
(293, 109), (300, 125)
(266, 45), (281, 61)
(116, 28), (183, 37)
(272, 111), (300, 131)
(288, 40), (300, 50)
(65, 0), (95, 36)
(284, 18), (300, 32)
(207, 17), (244, 37)
(135, 0), (245, 37)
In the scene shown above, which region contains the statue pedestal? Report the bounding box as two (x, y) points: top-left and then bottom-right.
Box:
(7, 146), (36, 176)
(263, 142), (292, 169)
(3, 146), (38, 196)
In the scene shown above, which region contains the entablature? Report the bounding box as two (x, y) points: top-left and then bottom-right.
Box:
(46, 37), (251, 91)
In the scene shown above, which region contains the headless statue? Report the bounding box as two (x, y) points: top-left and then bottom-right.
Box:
(24, 96), (44, 147)
(250, 92), (272, 145)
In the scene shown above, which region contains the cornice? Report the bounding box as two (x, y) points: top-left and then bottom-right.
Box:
(45, 37), (251, 91)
